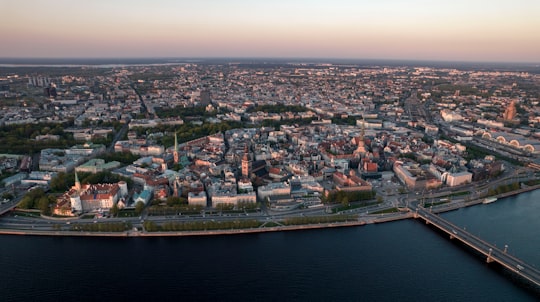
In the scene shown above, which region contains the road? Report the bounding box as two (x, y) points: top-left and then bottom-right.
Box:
(1, 162), (536, 235)
(0, 195), (23, 216)
(107, 123), (129, 152)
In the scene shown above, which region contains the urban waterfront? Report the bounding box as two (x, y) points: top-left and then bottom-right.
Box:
(1, 191), (539, 301)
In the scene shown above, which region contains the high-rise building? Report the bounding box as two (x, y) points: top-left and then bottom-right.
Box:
(503, 100), (517, 121)
(200, 90), (211, 106)
(173, 132), (179, 164)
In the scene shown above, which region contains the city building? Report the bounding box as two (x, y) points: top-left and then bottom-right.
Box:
(54, 173), (128, 215)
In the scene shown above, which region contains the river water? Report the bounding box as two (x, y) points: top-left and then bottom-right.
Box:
(1, 191), (539, 301)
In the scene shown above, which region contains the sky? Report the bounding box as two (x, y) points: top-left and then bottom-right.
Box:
(2, 0), (540, 62)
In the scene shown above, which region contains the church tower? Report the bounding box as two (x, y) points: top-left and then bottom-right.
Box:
(71, 171), (83, 212)
(241, 144), (252, 179)
(173, 131), (179, 164)
(355, 118), (366, 155)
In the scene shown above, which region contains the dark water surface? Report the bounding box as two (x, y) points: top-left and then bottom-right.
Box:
(1, 191), (539, 301)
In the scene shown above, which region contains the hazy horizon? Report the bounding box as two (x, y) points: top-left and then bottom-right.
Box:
(3, 0), (540, 63)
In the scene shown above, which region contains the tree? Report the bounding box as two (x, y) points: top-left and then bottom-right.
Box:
(341, 196), (350, 207)
(110, 203), (119, 217)
(1, 192), (13, 200)
(18, 196), (34, 209)
(50, 172), (68, 192)
(135, 201), (145, 215)
(37, 196), (51, 215)
(143, 220), (159, 232)
(166, 196), (182, 207)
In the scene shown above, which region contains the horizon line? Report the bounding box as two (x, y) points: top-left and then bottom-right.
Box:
(1, 56), (539, 66)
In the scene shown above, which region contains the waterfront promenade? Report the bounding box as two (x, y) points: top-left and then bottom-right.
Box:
(0, 220), (371, 237)
(1, 183), (539, 238)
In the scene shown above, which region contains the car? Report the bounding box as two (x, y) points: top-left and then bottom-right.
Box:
(517, 264), (524, 270)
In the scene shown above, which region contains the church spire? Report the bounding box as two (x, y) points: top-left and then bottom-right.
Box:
(173, 131), (179, 164)
(174, 131), (178, 152)
(361, 118), (365, 141)
(74, 171), (81, 191)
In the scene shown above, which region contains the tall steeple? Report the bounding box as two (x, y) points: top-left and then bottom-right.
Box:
(355, 118), (366, 156)
(360, 118), (365, 141)
(74, 171), (81, 191)
(173, 131), (179, 164)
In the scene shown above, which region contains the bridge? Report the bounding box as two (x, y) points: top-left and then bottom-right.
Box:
(413, 207), (540, 288)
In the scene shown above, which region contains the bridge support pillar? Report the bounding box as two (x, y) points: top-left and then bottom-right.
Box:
(486, 248), (494, 263)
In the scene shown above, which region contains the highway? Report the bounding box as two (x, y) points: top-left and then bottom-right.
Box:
(0, 195), (22, 216)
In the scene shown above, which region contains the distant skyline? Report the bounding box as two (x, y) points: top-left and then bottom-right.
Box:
(2, 0), (540, 63)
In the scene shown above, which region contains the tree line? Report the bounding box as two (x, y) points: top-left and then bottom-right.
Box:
(49, 171), (133, 193)
(323, 190), (376, 206)
(283, 214), (358, 225)
(0, 122), (76, 153)
(143, 219), (261, 232)
(17, 187), (56, 215)
(70, 222), (132, 232)
(487, 182), (520, 196)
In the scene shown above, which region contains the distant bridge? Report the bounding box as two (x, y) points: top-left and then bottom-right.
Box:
(413, 207), (540, 288)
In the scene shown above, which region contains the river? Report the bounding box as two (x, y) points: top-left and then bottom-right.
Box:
(1, 191), (539, 301)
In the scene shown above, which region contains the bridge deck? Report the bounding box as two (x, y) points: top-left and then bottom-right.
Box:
(414, 207), (540, 288)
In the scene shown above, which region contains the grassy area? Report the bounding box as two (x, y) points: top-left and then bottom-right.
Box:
(144, 219), (261, 232)
(449, 191), (470, 197)
(80, 214), (95, 219)
(525, 179), (540, 186)
(262, 222), (280, 228)
(12, 211), (41, 217)
(423, 201), (449, 207)
(283, 214), (358, 225)
(332, 201), (379, 213)
(70, 222), (132, 232)
(117, 210), (138, 217)
(487, 182), (520, 196)
(371, 208), (399, 214)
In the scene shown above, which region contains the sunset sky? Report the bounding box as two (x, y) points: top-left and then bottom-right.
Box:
(2, 0), (540, 62)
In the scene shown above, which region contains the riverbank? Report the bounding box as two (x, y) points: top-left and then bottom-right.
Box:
(1, 185), (538, 238)
(0, 220), (369, 237)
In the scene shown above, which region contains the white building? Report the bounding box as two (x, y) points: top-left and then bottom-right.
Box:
(257, 182), (291, 200)
(440, 109), (463, 122)
(445, 171), (472, 187)
(188, 191), (207, 207)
